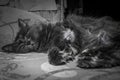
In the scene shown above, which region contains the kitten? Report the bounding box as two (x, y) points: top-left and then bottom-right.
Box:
(2, 14), (120, 69)
(2, 18), (79, 65)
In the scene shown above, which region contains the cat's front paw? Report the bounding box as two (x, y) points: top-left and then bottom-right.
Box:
(48, 47), (66, 66)
(77, 56), (120, 69)
(77, 60), (91, 68)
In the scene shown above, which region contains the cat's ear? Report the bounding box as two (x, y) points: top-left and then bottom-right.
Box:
(18, 18), (28, 29)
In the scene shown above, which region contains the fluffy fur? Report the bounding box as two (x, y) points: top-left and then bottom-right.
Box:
(66, 15), (120, 68)
(2, 14), (120, 69)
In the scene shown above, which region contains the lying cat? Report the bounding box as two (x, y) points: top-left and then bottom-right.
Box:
(2, 18), (80, 65)
(2, 14), (120, 69)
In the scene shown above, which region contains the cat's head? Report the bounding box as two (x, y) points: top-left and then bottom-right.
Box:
(2, 19), (34, 53)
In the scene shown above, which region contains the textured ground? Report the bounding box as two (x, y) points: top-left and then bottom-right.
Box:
(0, 52), (120, 80)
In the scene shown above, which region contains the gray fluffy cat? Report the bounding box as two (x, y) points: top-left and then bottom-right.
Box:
(2, 14), (120, 68)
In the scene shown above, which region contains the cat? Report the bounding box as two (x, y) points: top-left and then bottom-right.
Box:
(2, 14), (120, 69)
(2, 18), (80, 65)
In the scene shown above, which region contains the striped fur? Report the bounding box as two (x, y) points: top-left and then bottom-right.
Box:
(2, 14), (120, 68)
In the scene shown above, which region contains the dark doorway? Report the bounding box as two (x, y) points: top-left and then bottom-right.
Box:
(65, 0), (83, 16)
(83, 0), (120, 20)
